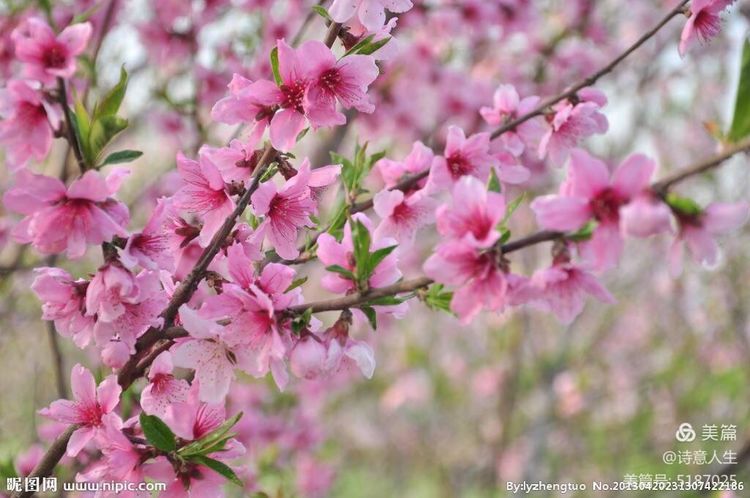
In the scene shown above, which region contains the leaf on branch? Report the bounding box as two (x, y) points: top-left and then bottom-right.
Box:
(95, 66), (128, 119)
(325, 264), (355, 280)
(285, 276), (308, 293)
(270, 47), (282, 86)
(728, 38), (750, 142)
(422, 284), (454, 314)
(192, 455), (243, 487)
(311, 5), (332, 21)
(139, 413), (177, 453)
(567, 220), (598, 242)
(665, 192), (702, 217)
(178, 412), (243, 457)
(99, 149), (143, 166)
(359, 305), (378, 330)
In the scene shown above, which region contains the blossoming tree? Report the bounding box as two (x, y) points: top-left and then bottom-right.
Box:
(0, 0), (748, 496)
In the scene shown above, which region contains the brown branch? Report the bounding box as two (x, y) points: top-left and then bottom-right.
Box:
(652, 138), (750, 194)
(488, 0), (689, 140)
(56, 78), (87, 173)
(10, 424), (78, 498)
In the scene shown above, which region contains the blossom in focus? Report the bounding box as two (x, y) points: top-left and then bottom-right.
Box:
(3, 168), (130, 259)
(373, 188), (436, 244)
(32, 267), (94, 348)
(480, 84), (542, 156)
(429, 126), (497, 188)
(38, 364), (121, 456)
(435, 176), (506, 248)
(424, 240), (507, 324)
(538, 88), (608, 165)
(251, 159), (316, 260)
(531, 149), (656, 271)
(140, 351), (190, 417)
(12, 18), (92, 85)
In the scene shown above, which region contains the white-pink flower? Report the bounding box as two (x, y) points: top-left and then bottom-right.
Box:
(140, 352), (190, 417)
(679, 0), (736, 57)
(38, 364), (121, 456)
(373, 188), (436, 244)
(32, 267), (94, 348)
(329, 0), (413, 32)
(429, 126), (497, 188)
(251, 159), (316, 260)
(435, 176), (506, 248)
(3, 168), (130, 259)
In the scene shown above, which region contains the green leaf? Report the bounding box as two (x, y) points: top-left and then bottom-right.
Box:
(488, 168), (501, 193)
(270, 47), (282, 86)
(88, 115), (128, 162)
(359, 306), (378, 330)
(423, 284), (454, 314)
(498, 227), (512, 244)
(350, 220), (372, 287)
(363, 295), (407, 306)
(728, 38), (750, 142)
(99, 149), (142, 166)
(504, 192), (526, 223)
(366, 245), (397, 278)
(178, 412), (243, 457)
(285, 277), (308, 293)
(0, 458), (17, 481)
(665, 192), (702, 217)
(356, 36), (391, 56)
(139, 413), (177, 452)
(567, 220), (598, 242)
(291, 307), (313, 335)
(95, 66), (128, 118)
(192, 456), (243, 487)
(325, 265), (355, 280)
(344, 34), (376, 57)
(311, 5), (332, 21)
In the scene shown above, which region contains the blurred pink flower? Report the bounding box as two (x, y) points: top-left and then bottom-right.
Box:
(679, 0), (736, 56)
(329, 0), (413, 32)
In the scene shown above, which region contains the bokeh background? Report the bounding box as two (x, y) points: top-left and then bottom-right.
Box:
(1, 0), (750, 496)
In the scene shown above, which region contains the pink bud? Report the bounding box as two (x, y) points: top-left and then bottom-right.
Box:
(101, 341), (130, 369)
(289, 336), (327, 380)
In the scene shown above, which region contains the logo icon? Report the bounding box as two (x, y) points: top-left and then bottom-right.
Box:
(675, 422), (696, 442)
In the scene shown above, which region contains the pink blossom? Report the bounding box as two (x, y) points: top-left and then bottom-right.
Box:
(620, 194), (673, 238)
(211, 74), (276, 141)
(15, 445), (44, 476)
(317, 213), (402, 294)
(32, 267), (94, 348)
(435, 176), (506, 248)
(3, 168), (130, 259)
(0, 79), (61, 169)
(679, 0), (735, 56)
(120, 197), (175, 271)
(200, 245), (290, 389)
(174, 152), (235, 246)
(531, 149), (656, 270)
(304, 40), (379, 124)
(669, 201), (749, 275)
(296, 456), (336, 498)
(322, 318), (376, 379)
(12, 18), (92, 85)
(480, 84), (542, 156)
(527, 261), (615, 324)
(92, 413), (144, 484)
(85, 262), (141, 322)
(373, 188), (436, 244)
(423, 240), (507, 324)
(141, 352), (190, 417)
(251, 159), (316, 260)
(538, 88), (608, 165)
(172, 304), (258, 403)
(38, 364), (121, 456)
(376, 141), (435, 188)
(289, 334), (329, 380)
(201, 138), (263, 185)
(429, 126), (497, 188)
(329, 0), (413, 32)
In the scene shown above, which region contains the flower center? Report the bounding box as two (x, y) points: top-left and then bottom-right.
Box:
(280, 81), (306, 113)
(320, 68), (341, 92)
(446, 153), (472, 179)
(589, 188), (624, 223)
(43, 44), (67, 68)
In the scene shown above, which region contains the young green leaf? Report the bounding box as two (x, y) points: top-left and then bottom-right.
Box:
(270, 47), (282, 86)
(311, 5), (332, 21)
(423, 284), (454, 314)
(728, 38), (750, 142)
(365, 245), (397, 278)
(356, 36), (391, 56)
(350, 220), (372, 286)
(325, 265), (355, 280)
(344, 34), (376, 57)
(665, 192), (703, 217)
(139, 413), (177, 452)
(99, 149), (143, 167)
(285, 277), (308, 293)
(95, 66), (128, 118)
(567, 220), (598, 242)
(178, 412), (243, 457)
(487, 168), (501, 193)
(359, 306), (378, 330)
(192, 456), (243, 487)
